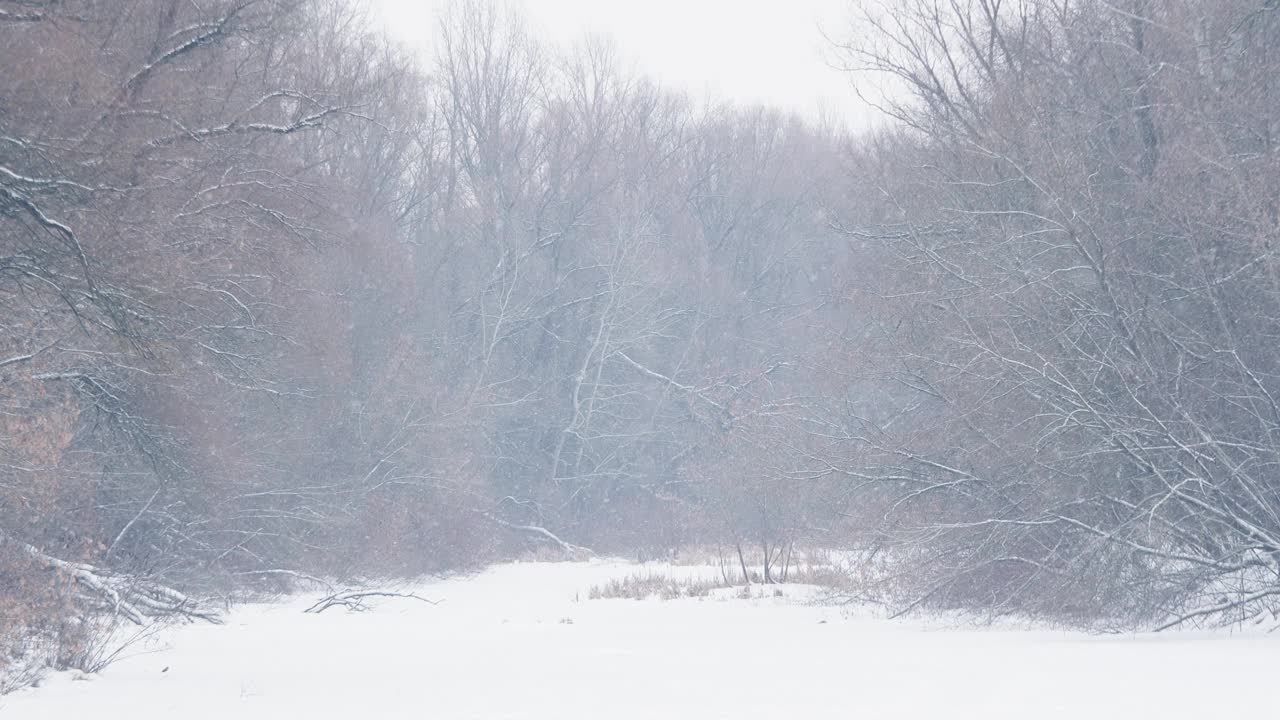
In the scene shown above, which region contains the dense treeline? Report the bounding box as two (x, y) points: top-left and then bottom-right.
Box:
(2, 0), (1278, 688)
(1, 0), (435, 674)
(0, 0), (852, 682)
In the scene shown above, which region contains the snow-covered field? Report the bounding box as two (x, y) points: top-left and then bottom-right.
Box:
(4, 559), (1278, 719)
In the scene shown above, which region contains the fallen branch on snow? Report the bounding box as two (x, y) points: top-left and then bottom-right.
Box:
(0, 531), (217, 625)
(485, 515), (594, 557)
(304, 590), (439, 614)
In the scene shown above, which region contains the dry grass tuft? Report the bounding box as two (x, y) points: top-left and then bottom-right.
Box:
(587, 572), (732, 600)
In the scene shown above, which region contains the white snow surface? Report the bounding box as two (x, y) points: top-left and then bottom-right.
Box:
(4, 559), (1278, 719)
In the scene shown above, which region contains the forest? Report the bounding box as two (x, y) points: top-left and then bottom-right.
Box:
(3, 0), (1279, 687)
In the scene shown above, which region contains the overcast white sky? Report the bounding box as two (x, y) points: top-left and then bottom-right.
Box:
(373, 0), (878, 129)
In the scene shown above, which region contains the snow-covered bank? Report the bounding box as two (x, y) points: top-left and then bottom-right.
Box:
(3, 560), (1277, 719)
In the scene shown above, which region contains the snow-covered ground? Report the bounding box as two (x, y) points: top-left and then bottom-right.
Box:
(4, 559), (1278, 719)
